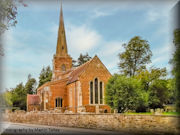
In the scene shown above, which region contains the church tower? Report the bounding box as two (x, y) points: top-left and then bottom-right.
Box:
(52, 3), (72, 80)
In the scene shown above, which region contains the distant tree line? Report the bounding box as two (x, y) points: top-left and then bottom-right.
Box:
(0, 74), (36, 110)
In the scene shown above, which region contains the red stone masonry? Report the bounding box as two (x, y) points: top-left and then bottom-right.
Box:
(28, 4), (112, 113)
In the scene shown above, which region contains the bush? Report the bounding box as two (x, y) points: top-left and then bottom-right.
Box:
(105, 74), (140, 113)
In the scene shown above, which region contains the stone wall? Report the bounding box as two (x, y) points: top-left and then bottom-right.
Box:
(3, 111), (180, 134)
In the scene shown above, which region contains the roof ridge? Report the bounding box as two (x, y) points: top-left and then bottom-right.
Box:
(72, 58), (92, 72)
(67, 57), (95, 84)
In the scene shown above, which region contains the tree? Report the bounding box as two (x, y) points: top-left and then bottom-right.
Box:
(170, 28), (180, 111)
(166, 78), (176, 104)
(149, 79), (169, 109)
(105, 74), (140, 113)
(105, 68), (170, 113)
(0, 91), (13, 107)
(136, 67), (167, 91)
(135, 67), (168, 111)
(38, 66), (52, 87)
(0, 0), (17, 35)
(2, 90), (13, 107)
(136, 89), (150, 112)
(11, 83), (26, 110)
(73, 53), (91, 67)
(25, 74), (37, 94)
(118, 36), (152, 76)
(6, 74), (36, 110)
(0, 0), (27, 55)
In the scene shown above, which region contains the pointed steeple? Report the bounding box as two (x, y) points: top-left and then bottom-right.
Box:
(56, 2), (68, 56)
(52, 1), (72, 80)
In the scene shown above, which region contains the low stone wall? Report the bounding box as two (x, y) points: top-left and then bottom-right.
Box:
(3, 112), (180, 134)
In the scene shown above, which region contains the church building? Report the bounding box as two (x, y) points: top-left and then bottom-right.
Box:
(27, 5), (112, 113)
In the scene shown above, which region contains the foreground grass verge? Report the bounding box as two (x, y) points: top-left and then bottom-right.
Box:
(124, 112), (180, 116)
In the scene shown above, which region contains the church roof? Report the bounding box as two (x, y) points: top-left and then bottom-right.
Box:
(37, 55), (111, 90)
(27, 94), (40, 105)
(67, 57), (93, 84)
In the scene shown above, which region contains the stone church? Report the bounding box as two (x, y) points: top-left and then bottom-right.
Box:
(27, 5), (112, 113)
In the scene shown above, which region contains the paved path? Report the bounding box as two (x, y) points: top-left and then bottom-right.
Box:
(0, 122), (128, 135)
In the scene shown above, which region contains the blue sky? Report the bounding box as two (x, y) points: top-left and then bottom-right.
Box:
(2, 0), (178, 91)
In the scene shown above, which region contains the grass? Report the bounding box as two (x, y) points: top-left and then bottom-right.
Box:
(124, 112), (180, 116)
(124, 112), (153, 115)
(162, 112), (180, 116)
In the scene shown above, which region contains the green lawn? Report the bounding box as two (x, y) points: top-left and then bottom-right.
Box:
(124, 112), (180, 116)
(162, 112), (180, 116)
(124, 112), (153, 115)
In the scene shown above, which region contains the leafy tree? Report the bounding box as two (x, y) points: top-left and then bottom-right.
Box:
(0, 0), (17, 34)
(73, 53), (91, 67)
(38, 66), (52, 87)
(106, 68), (170, 113)
(2, 90), (13, 107)
(0, 0), (27, 55)
(105, 74), (140, 113)
(5, 74), (37, 110)
(149, 79), (169, 109)
(167, 78), (176, 104)
(11, 83), (26, 110)
(136, 89), (150, 112)
(135, 67), (168, 111)
(136, 67), (167, 91)
(0, 92), (11, 107)
(170, 28), (180, 111)
(118, 36), (152, 76)
(25, 74), (37, 94)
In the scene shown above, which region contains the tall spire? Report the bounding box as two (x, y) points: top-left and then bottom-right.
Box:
(56, 2), (68, 56)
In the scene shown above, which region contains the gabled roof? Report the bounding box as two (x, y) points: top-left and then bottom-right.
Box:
(67, 55), (112, 84)
(27, 94), (40, 105)
(67, 58), (92, 84)
(37, 55), (111, 88)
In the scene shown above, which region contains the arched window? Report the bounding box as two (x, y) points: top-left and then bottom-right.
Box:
(55, 97), (63, 107)
(95, 78), (98, 104)
(100, 82), (103, 104)
(90, 81), (93, 104)
(61, 64), (66, 72)
(89, 78), (104, 105)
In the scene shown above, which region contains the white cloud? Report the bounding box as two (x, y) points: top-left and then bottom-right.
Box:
(92, 9), (114, 18)
(96, 40), (126, 75)
(66, 24), (102, 56)
(50, 23), (102, 58)
(147, 10), (162, 22)
(2, 27), (55, 91)
(100, 41), (125, 57)
(152, 43), (173, 57)
(147, 43), (174, 72)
